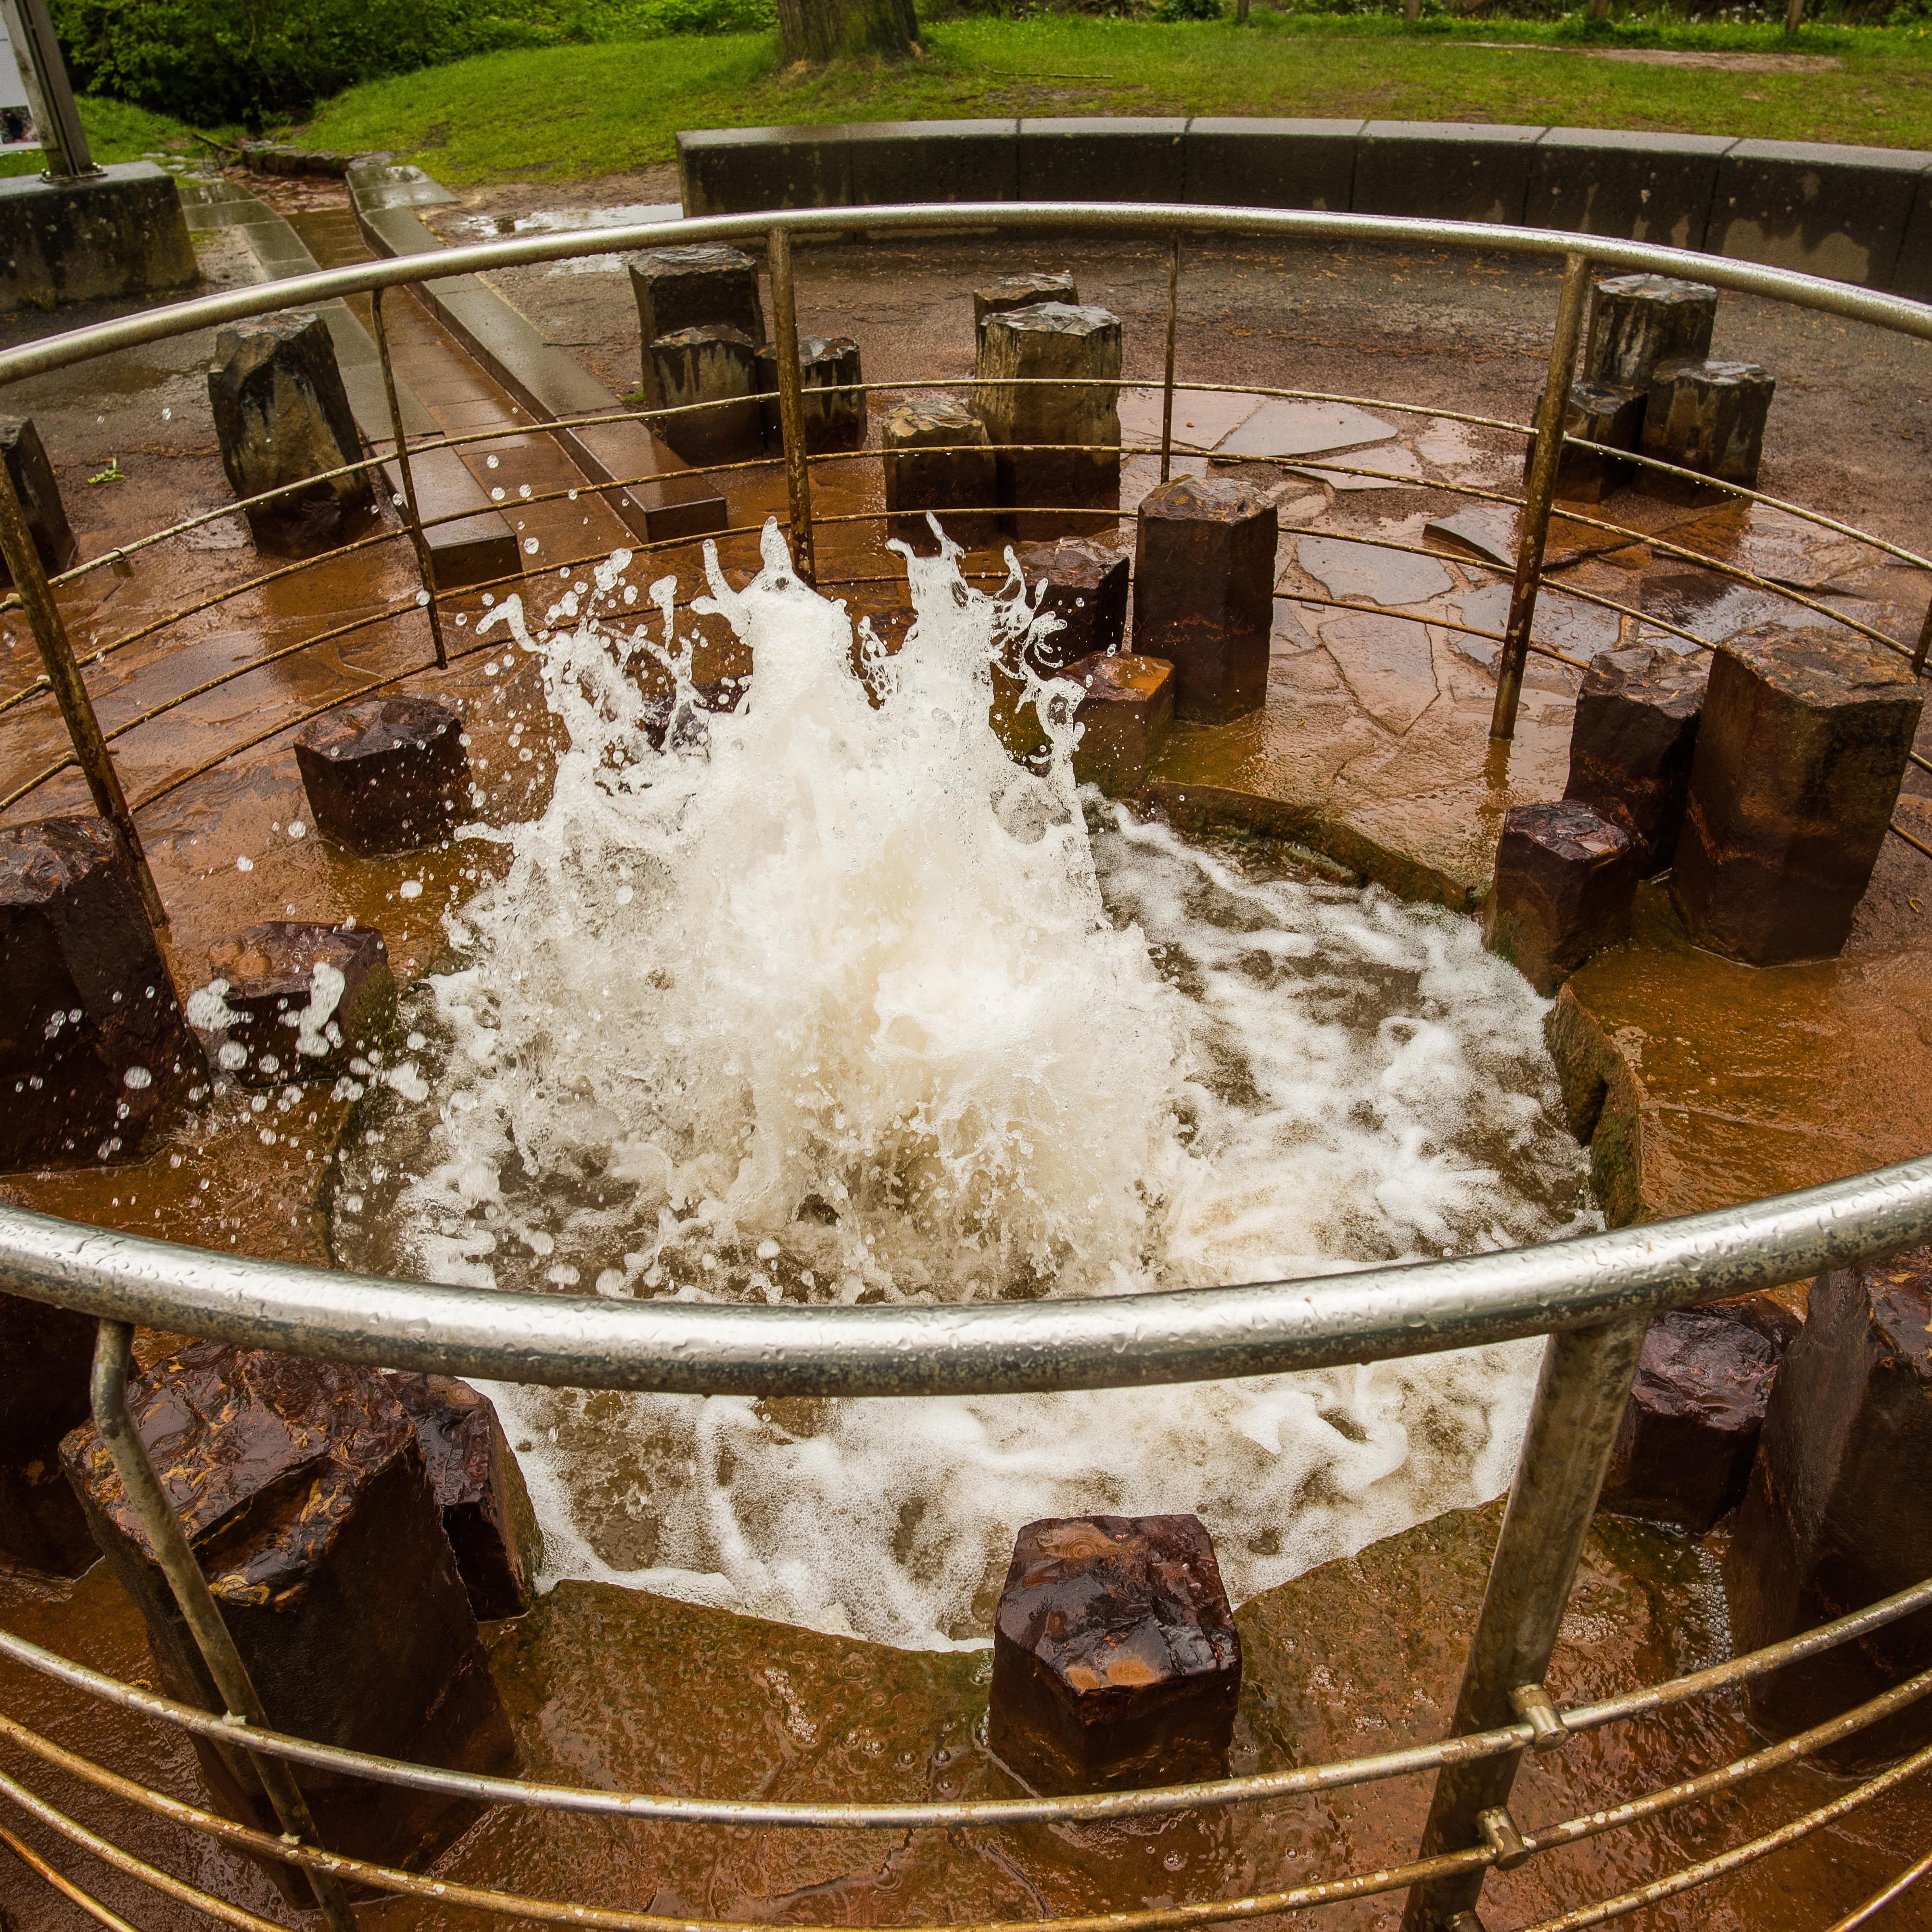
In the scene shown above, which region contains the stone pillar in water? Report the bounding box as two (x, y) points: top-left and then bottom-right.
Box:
(1019, 536), (1130, 670)
(60, 1344), (517, 1878)
(1563, 645), (1708, 873)
(0, 814), (203, 1169)
(0, 1290), (97, 1575)
(1132, 474), (1276, 724)
(649, 325), (764, 467)
(207, 313), (375, 553)
(1724, 1251), (1932, 1772)
(972, 302), (1121, 540)
(973, 271), (1078, 345)
(988, 1514), (1240, 1793)
(1064, 652), (1175, 798)
(1641, 357), (1776, 488)
(0, 416), (77, 584)
(294, 694), (472, 855)
(628, 242), (765, 405)
(756, 334), (865, 453)
(192, 922), (396, 1088)
(883, 396), (995, 551)
(1671, 631), (1921, 965)
(1483, 801), (1640, 996)
(1584, 273), (1719, 390)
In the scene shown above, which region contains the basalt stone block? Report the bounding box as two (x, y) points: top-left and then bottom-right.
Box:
(207, 311), (374, 553)
(1528, 130), (1735, 252)
(1483, 801), (1640, 996)
(847, 120), (1018, 210)
(1132, 475), (1275, 725)
(294, 694), (470, 856)
(1184, 118), (1363, 213)
(675, 125), (853, 220)
(1016, 118), (1186, 205)
(883, 396), (996, 551)
(0, 815), (203, 1171)
(973, 271), (1078, 343)
(0, 416), (77, 582)
(1599, 1308), (1782, 1534)
(1563, 645), (1709, 872)
(193, 923), (395, 1088)
(60, 1344), (516, 1872)
(989, 1514), (1240, 1793)
(1544, 380), (1645, 504)
(972, 302), (1121, 540)
(0, 1290), (96, 1575)
(1584, 273), (1719, 391)
(628, 243), (765, 406)
(755, 334), (865, 454)
(1641, 357), (1776, 489)
(1673, 631), (1922, 966)
(1065, 652), (1175, 798)
(1724, 1251), (1932, 1770)
(1019, 537), (1130, 672)
(383, 1373), (543, 1621)
(651, 325), (763, 467)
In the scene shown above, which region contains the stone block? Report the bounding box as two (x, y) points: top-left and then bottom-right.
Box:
(1583, 273), (1719, 391)
(1353, 121), (1545, 225)
(650, 324), (763, 467)
(1724, 1250), (1932, 1770)
(192, 923), (395, 1088)
(1131, 475), (1276, 725)
(847, 119), (1017, 207)
(627, 243), (764, 406)
(0, 815), (203, 1171)
(61, 1344), (515, 1871)
(973, 271), (1078, 344)
(1065, 652), (1175, 798)
(1710, 139), (1929, 289)
(1018, 536), (1131, 671)
(1563, 645), (1708, 871)
(675, 126), (852, 219)
(1599, 1308), (1782, 1533)
(1888, 168), (1932, 301)
(1672, 631), (1922, 966)
(208, 311), (375, 553)
(1184, 118), (1362, 212)
(1527, 129), (1736, 251)
(1544, 379), (1645, 503)
(1015, 118), (1187, 203)
(1482, 801), (1640, 996)
(0, 163), (196, 314)
(1640, 357), (1775, 489)
(383, 1372), (542, 1621)
(0, 416), (76, 582)
(882, 396), (996, 551)
(988, 1514), (1240, 1793)
(0, 1290), (96, 1575)
(294, 694), (471, 856)
(755, 333), (865, 453)
(973, 302), (1121, 540)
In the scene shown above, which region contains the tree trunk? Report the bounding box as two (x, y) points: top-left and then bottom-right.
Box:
(777, 0), (915, 63)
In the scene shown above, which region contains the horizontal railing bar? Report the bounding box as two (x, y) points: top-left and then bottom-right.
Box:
(0, 1816), (152, 1932)
(1823, 1842), (1932, 1932)
(0, 1155), (1928, 1399)
(1890, 817), (1932, 861)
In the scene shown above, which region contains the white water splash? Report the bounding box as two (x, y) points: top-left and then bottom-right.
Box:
(337, 521), (1592, 1648)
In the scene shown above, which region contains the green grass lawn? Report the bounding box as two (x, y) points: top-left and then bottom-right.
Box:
(294, 12), (1932, 187)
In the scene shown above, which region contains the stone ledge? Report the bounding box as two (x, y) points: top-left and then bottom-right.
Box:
(0, 162), (197, 313)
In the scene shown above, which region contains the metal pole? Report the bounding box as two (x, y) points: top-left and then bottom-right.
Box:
(1914, 597), (1931, 677)
(767, 225), (817, 587)
(1490, 250), (1592, 742)
(369, 286), (448, 669)
(0, 459), (165, 928)
(1398, 1313), (1649, 1932)
(1160, 231), (1180, 487)
(88, 1322), (360, 1932)
(0, 0), (95, 180)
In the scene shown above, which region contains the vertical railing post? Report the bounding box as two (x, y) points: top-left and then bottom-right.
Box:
(767, 225), (817, 587)
(0, 461), (166, 929)
(1913, 597), (1930, 677)
(369, 285), (449, 669)
(1490, 251), (1593, 743)
(1398, 1313), (1649, 1932)
(89, 1321), (359, 1932)
(0, 0), (97, 181)
(1160, 230), (1181, 486)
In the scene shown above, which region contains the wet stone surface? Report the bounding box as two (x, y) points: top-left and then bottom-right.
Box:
(1642, 357), (1777, 490)
(1066, 650), (1175, 798)
(756, 333), (864, 454)
(1585, 273), (1720, 392)
(293, 693), (471, 856)
(626, 242), (765, 405)
(882, 395), (995, 551)
(1550, 379), (1645, 503)
(1484, 800), (1640, 996)
(988, 1515), (1241, 1794)
(974, 271), (1079, 340)
(192, 919), (394, 1087)
(1019, 534), (1130, 670)
(0, 415), (77, 581)
(1564, 644), (1708, 872)
(650, 323), (763, 465)
(0, 1288), (96, 1575)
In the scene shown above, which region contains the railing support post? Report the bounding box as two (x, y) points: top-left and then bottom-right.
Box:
(768, 225), (817, 587)
(1160, 230), (1181, 486)
(88, 1320), (360, 1932)
(0, 460), (166, 928)
(1914, 597), (1931, 678)
(369, 284), (449, 669)
(1490, 250), (1592, 743)
(1399, 1312), (1649, 1932)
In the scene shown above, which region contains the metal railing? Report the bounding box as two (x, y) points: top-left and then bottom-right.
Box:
(2, 199), (1932, 1932)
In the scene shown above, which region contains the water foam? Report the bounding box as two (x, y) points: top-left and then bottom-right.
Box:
(337, 521), (1592, 1648)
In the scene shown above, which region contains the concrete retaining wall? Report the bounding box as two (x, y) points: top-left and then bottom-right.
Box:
(676, 117), (1932, 296)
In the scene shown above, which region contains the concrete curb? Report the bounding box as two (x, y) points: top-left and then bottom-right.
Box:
(676, 116), (1932, 296)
